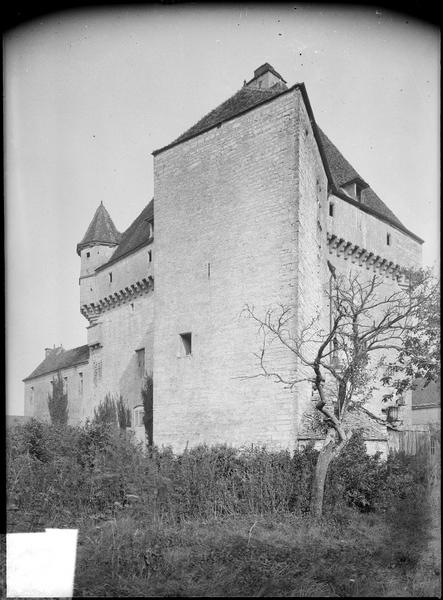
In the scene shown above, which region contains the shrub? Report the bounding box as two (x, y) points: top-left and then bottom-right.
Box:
(141, 375), (153, 446)
(93, 394), (118, 427)
(47, 371), (68, 426)
(325, 430), (385, 513)
(116, 395), (131, 429)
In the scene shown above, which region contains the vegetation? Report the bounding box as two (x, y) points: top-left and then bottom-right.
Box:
(116, 394), (131, 430)
(141, 374), (153, 446)
(6, 421), (438, 597)
(244, 268), (439, 517)
(47, 370), (69, 426)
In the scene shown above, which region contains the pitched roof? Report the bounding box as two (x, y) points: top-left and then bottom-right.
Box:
(152, 65), (421, 242)
(97, 199), (154, 270)
(168, 83), (288, 148)
(77, 202), (121, 255)
(316, 127), (408, 232)
(23, 345), (90, 381)
(298, 405), (387, 441)
(412, 378), (441, 407)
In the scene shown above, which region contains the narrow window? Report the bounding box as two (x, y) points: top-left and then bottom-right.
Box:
(136, 348), (145, 377)
(63, 377), (68, 393)
(207, 263), (211, 278)
(133, 405), (144, 428)
(86, 252), (90, 258)
(78, 372), (83, 395)
(387, 233), (391, 246)
(329, 202), (334, 217)
(109, 272), (113, 283)
(179, 332), (192, 356)
(131, 303), (134, 311)
(148, 250), (152, 263)
(30, 387), (34, 402)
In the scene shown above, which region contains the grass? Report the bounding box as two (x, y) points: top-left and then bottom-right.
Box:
(5, 421), (440, 597)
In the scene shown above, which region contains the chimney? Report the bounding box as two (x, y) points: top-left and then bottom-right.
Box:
(245, 63), (287, 91)
(45, 345), (63, 358)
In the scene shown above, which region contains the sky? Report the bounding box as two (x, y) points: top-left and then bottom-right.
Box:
(4, 5), (440, 415)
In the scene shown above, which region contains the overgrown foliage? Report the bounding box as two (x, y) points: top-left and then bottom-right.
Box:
(47, 371), (68, 426)
(116, 395), (131, 429)
(141, 374), (153, 446)
(7, 421), (436, 597)
(244, 268), (439, 516)
(93, 393), (118, 427)
(381, 267), (440, 400)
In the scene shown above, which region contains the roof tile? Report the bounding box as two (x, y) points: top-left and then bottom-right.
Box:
(24, 345), (90, 381)
(77, 203), (121, 255)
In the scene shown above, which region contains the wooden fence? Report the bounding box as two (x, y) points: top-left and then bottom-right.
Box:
(388, 424), (441, 471)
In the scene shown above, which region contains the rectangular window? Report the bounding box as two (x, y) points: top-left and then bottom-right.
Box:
(148, 250), (152, 263)
(63, 377), (68, 393)
(109, 272), (113, 283)
(387, 233), (391, 246)
(30, 387), (34, 402)
(79, 372), (83, 395)
(136, 348), (145, 377)
(329, 202), (334, 217)
(133, 406), (144, 428)
(179, 332), (192, 356)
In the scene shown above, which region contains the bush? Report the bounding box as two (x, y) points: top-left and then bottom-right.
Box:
(47, 371), (68, 426)
(325, 430), (385, 513)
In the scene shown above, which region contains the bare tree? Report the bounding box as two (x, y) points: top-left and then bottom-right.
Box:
(244, 267), (438, 517)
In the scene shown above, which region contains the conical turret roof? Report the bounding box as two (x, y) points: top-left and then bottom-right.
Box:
(77, 202), (121, 255)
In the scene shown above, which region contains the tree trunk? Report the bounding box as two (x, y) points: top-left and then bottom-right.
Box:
(310, 429), (337, 519)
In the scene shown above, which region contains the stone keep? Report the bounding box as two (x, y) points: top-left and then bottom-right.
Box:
(23, 64), (423, 450)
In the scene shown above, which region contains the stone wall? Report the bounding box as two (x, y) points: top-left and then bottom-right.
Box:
(153, 88), (328, 452)
(24, 361), (90, 425)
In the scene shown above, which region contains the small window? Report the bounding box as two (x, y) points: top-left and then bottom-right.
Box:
(386, 233), (391, 246)
(179, 332), (192, 356)
(63, 377), (68, 392)
(78, 372), (83, 395)
(133, 405), (144, 428)
(109, 272), (113, 283)
(86, 252), (90, 258)
(148, 250), (152, 263)
(30, 387), (34, 402)
(136, 348), (145, 377)
(329, 202), (334, 217)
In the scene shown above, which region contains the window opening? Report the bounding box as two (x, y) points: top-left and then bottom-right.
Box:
(387, 233), (391, 246)
(86, 252), (90, 258)
(148, 250), (152, 263)
(79, 373), (83, 395)
(133, 405), (144, 428)
(109, 272), (113, 283)
(179, 332), (192, 356)
(329, 202), (334, 217)
(136, 348), (145, 377)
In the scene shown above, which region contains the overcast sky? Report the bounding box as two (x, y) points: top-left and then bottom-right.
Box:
(5, 5), (440, 415)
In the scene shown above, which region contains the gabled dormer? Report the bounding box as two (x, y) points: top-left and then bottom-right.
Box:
(341, 176), (369, 203)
